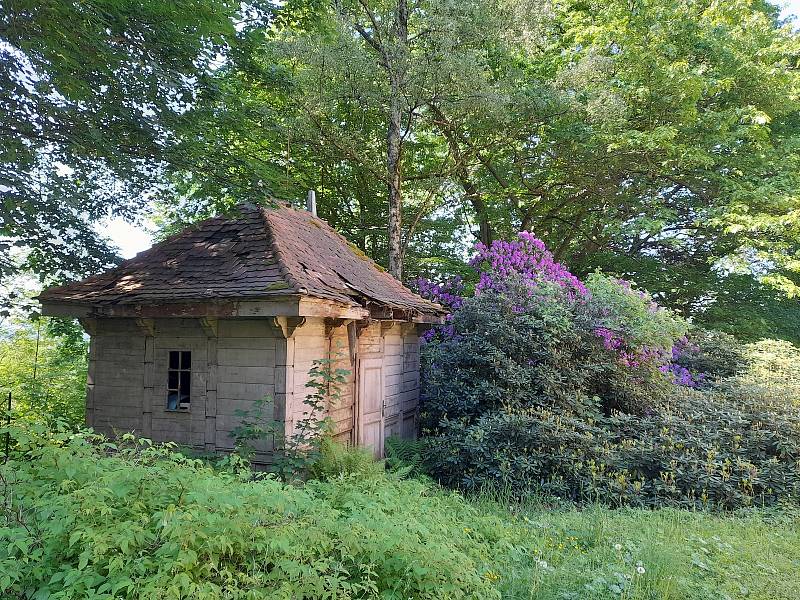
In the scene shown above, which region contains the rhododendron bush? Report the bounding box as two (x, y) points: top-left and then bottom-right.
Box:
(415, 233), (800, 509)
(418, 232), (693, 390)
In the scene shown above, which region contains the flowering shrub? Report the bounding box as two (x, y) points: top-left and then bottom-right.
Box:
(411, 276), (465, 341)
(412, 276), (465, 310)
(659, 360), (704, 387)
(418, 231), (800, 509)
(418, 233), (692, 412)
(420, 275), (675, 432)
(420, 279), (596, 429)
(583, 272), (688, 369)
(419, 233), (689, 383)
(669, 330), (746, 383)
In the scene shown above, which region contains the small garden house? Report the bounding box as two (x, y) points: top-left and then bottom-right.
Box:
(38, 203), (445, 460)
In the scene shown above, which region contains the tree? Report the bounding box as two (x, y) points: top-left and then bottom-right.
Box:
(332, 0), (410, 278)
(418, 0), (800, 335)
(0, 316), (87, 426)
(538, 0), (800, 336)
(0, 0), (256, 308)
(162, 0), (553, 280)
(113, 0), (800, 340)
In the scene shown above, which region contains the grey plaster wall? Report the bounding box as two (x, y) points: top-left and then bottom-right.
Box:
(215, 318), (280, 456)
(85, 316), (422, 459)
(282, 318), (356, 445)
(87, 318), (281, 456)
(87, 319), (146, 435)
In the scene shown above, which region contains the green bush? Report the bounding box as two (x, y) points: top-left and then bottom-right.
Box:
(738, 339), (800, 402)
(4, 422), (800, 599)
(584, 273), (688, 352)
(670, 329), (746, 383)
(421, 281), (594, 430)
(0, 422), (503, 599)
(425, 385), (800, 510)
(420, 281), (800, 509)
(307, 435), (384, 480)
(420, 280), (673, 435)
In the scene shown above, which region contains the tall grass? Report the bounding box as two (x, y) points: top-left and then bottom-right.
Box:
(468, 490), (800, 599)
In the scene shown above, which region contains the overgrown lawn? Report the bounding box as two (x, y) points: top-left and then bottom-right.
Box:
(480, 498), (800, 599)
(2, 425), (799, 599)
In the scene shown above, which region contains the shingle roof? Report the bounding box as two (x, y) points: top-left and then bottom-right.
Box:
(38, 203), (445, 318)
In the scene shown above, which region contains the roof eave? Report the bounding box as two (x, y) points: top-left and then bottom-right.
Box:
(411, 313), (447, 324)
(39, 300), (94, 318)
(40, 296), (370, 321)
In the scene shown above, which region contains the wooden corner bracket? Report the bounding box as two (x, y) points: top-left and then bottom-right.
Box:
(272, 316), (306, 338)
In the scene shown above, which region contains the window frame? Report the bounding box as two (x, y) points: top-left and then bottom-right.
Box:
(166, 350), (192, 411)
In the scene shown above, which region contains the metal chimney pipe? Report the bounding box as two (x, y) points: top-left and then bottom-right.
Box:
(306, 190), (317, 217)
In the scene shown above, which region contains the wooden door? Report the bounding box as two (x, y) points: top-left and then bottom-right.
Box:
(357, 357), (384, 458)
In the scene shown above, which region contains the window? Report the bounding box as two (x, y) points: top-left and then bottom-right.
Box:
(167, 351), (191, 410)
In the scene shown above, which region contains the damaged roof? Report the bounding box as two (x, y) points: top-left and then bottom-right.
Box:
(38, 203), (446, 319)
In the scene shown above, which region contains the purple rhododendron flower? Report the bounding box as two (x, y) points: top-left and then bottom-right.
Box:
(662, 336), (708, 387)
(413, 276), (465, 343)
(660, 363), (705, 388)
(470, 232), (589, 299)
(412, 276), (465, 310)
(595, 327), (624, 351)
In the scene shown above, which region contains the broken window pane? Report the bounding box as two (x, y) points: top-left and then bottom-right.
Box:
(180, 371), (190, 394)
(167, 350), (191, 410)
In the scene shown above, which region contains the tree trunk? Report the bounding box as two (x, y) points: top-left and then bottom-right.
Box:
(386, 0), (408, 281)
(387, 77), (404, 280)
(348, 0), (408, 279)
(465, 180), (493, 247)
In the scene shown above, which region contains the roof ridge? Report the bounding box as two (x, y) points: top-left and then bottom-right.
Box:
(264, 203), (443, 312)
(259, 205), (305, 295)
(301, 208), (443, 310)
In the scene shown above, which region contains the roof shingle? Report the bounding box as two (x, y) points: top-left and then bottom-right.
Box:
(38, 204), (445, 318)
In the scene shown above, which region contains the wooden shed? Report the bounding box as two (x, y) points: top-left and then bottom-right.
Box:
(38, 203), (445, 460)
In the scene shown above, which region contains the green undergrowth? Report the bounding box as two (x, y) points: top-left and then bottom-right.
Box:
(2, 424), (800, 599)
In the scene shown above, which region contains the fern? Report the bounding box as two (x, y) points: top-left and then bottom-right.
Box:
(384, 435), (426, 478)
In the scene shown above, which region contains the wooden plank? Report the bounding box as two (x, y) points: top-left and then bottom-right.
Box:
(205, 336), (218, 450)
(216, 397), (274, 416)
(217, 381), (274, 402)
(218, 348), (276, 367)
(218, 318), (277, 338)
(217, 336), (277, 350)
(215, 412), (273, 433)
(298, 299), (369, 320)
(93, 390), (147, 409)
(142, 335), (154, 438)
(288, 341), (327, 358)
(218, 366), (275, 384)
